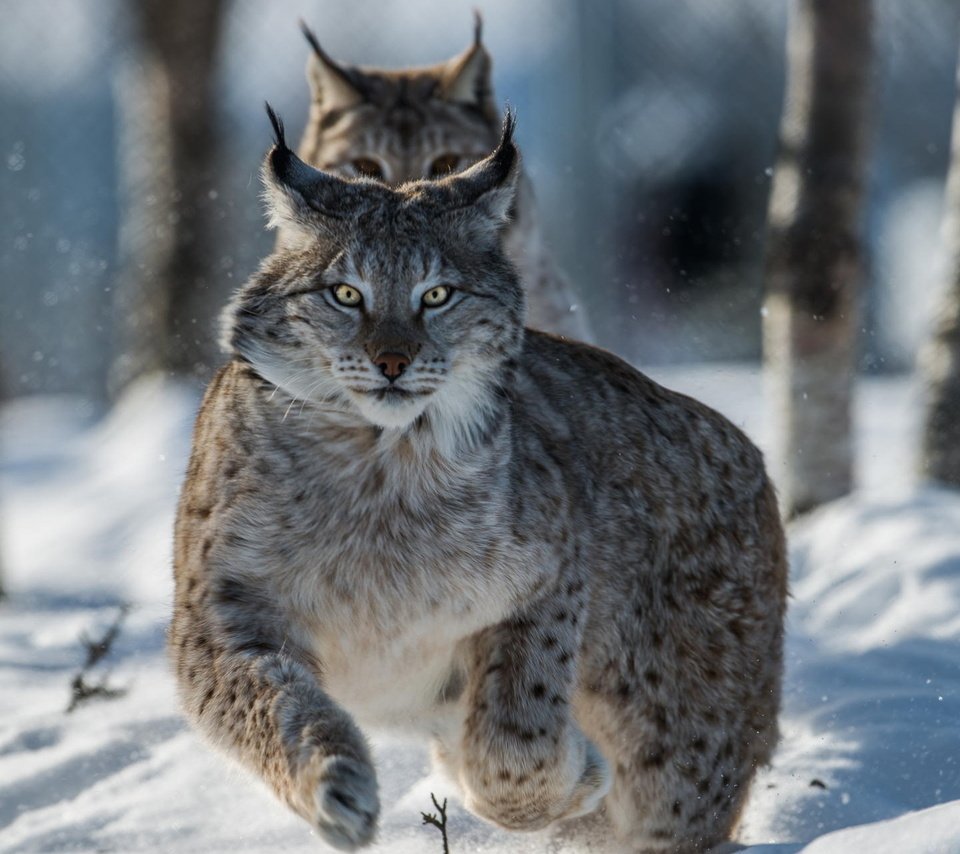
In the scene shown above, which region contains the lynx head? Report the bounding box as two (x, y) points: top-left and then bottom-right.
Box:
(298, 15), (499, 185)
(224, 106), (522, 445)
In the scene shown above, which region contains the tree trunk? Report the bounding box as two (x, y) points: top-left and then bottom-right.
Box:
(0, 357), (5, 600)
(763, 0), (874, 518)
(111, 0), (225, 392)
(920, 42), (960, 487)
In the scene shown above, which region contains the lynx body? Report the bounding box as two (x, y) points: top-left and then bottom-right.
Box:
(170, 113), (787, 853)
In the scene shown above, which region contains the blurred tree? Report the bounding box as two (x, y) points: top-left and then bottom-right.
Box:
(1, 357), (4, 599)
(763, 0), (873, 517)
(110, 0), (225, 392)
(920, 41), (960, 487)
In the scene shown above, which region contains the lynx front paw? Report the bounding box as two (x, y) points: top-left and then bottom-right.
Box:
(313, 756), (380, 850)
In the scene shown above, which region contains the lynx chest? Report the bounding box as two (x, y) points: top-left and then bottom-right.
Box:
(264, 451), (536, 729)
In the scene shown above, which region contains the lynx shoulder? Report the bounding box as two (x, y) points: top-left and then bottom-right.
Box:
(170, 110), (787, 853)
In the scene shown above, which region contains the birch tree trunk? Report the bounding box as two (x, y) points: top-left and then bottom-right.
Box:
(110, 0), (225, 392)
(920, 42), (960, 487)
(0, 359), (5, 599)
(763, 0), (874, 518)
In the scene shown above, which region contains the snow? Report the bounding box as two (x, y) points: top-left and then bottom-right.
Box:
(2, 364), (960, 853)
(738, 489), (960, 851)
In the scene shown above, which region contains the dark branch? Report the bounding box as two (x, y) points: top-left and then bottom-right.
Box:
(420, 793), (450, 854)
(67, 605), (130, 713)
(80, 603), (130, 669)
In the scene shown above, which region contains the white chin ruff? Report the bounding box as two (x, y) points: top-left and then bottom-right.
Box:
(349, 391), (432, 430)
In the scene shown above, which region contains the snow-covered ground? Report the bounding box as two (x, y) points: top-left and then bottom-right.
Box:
(2, 364), (959, 853)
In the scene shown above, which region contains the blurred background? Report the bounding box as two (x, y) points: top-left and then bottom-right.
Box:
(1, 0), (959, 407)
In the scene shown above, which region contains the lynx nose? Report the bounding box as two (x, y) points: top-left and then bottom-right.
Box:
(373, 352), (410, 382)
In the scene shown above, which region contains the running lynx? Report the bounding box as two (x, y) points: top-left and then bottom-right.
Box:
(170, 110), (787, 853)
(290, 17), (591, 341)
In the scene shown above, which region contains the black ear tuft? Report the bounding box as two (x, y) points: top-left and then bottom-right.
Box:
(422, 107), (519, 227)
(264, 102), (288, 151)
(265, 102), (297, 180)
(299, 18), (350, 78)
(491, 109), (517, 172)
(499, 109), (516, 148)
(472, 9), (483, 47)
(299, 19), (324, 61)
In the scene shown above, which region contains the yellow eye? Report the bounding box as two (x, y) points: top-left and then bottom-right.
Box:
(332, 284), (363, 307)
(422, 285), (452, 308)
(351, 158), (384, 180)
(429, 153), (461, 178)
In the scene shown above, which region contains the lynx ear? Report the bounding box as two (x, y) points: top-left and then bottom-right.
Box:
(261, 103), (373, 237)
(441, 12), (494, 110)
(429, 111), (519, 239)
(300, 21), (365, 111)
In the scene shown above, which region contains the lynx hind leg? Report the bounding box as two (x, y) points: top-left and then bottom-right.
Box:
(573, 695), (753, 853)
(574, 621), (782, 852)
(545, 801), (614, 852)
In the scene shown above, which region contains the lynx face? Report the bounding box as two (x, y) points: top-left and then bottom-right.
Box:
(298, 20), (500, 186)
(224, 110), (523, 437)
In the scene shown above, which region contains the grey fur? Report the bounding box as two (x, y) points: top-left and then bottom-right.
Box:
(171, 127), (787, 853)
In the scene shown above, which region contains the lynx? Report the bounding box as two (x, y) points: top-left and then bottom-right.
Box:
(290, 17), (591, 342)
(169, 109), (787, 853)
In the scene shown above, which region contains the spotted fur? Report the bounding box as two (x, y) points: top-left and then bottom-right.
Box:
(290, 17), (591, 341)
(170, 115), (787, 853)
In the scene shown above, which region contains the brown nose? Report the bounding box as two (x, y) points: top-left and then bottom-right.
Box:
(373, 352), (410, 382)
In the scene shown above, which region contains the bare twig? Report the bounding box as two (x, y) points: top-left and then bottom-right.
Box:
(421, 792), (450, 854)
(66, 605), (131, 713)
(67, 672), (126, 712)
